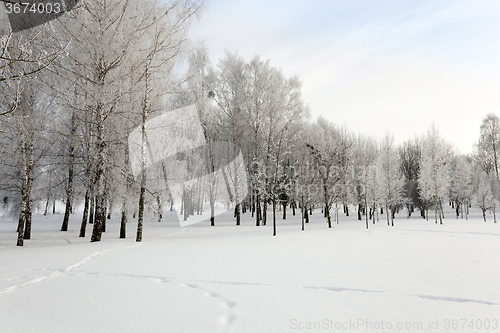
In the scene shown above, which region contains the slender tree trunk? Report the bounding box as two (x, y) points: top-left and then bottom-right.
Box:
(89, 196), (94, 224)
(91, 101), (106, 242)
(439, 201), (444, 222)
(391, 207), (394, 226)
(44, 197), (50, 216)
(156, 195), (162, 222)
(255, 193), (260, 226)
(301, 195), (304, 231)
(326, 206), (332, 228)
(136, 63), (150, 243)
(120, 200), (127, 239)
(17, 135), (28, 246)
(272, 196), (276, 236)
(60, 164), (74, 232)
(80, 187), (90, 237)
(137, 186), (145, 241)
(263, 200), (267, 226)
(364, 195), (368, 229)
(43, 170), (53, 216)
(17, 188), (27, 246)
(23, 137), (34, 240)
(62, 112), (76, 232)
(305, 203), (310, 224)
(102, 179), (109, 233)
(235, 203), (241, 225)
(372, 204), (376, 224)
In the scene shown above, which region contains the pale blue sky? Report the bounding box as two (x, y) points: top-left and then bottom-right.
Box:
(188, 0), (500, 153)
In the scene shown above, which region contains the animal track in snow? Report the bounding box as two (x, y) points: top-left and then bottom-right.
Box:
(304, 285), (382, 293)
(418, 294), (498, 306)
(0, 243), (137, 297)
(180, 282), (238, 332)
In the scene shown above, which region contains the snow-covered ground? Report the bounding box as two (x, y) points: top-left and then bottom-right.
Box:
(1, 207), (499, 333)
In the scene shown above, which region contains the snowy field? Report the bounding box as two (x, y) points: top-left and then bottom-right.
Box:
(1, 207), (500, 333)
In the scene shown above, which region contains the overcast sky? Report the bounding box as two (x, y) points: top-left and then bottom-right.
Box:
(187, 0), (500, 154)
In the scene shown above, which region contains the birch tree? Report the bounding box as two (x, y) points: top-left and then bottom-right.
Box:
(476, 113), (500, 179)
(473, 170), (494, 222)
(449, 156), (473, 219)
(306, 118), (349, 228)
(418, 125), (453, 224)
(377, 133), (405, 226)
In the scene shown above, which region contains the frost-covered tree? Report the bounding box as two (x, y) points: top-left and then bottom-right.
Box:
(0, 77), (56, 245)
(476, 113), (500, 179)
(377, 133), (405, 226)
(49, 0), (202, 242)
(489, 172), (499, 223)
(398, 138), (423, 218)
(418, 125), (453, 224)
(473, 170), (494, 222)
(449, 156), (473, 219)
(187, 43), (220, 226)
(0, 14), (65, 86)
(306, 118), (352, 228)
(352, 135), (378, 228)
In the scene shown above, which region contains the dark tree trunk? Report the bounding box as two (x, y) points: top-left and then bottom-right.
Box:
(272, 199), (276, 236)
(235, 203), (241, 225)
(17, 136), (28, 246)
(263, 200), (267, 226)
(43, 171), (52, 216)
(107, 198), (113, 219)
(255, 194), (261, 226)
(89, 196), (95, 224)
(91, 106), (106, 242)
(301, 196), (304, 231)
(24, 153), (34, 240)
(61, 112), (76, 232)
(22, 134), (34, 240)
(305, 204), (309, 224)
(156, 195), (162, 222)
(136, 186), (145, 242)
(17, 190), (26, 246)
(79, 187), (90, 237)
(120, 201), (127, 239)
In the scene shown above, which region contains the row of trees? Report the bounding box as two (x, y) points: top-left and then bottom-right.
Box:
(0, 0), (204, 245)
(1, 0), (499, 247)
